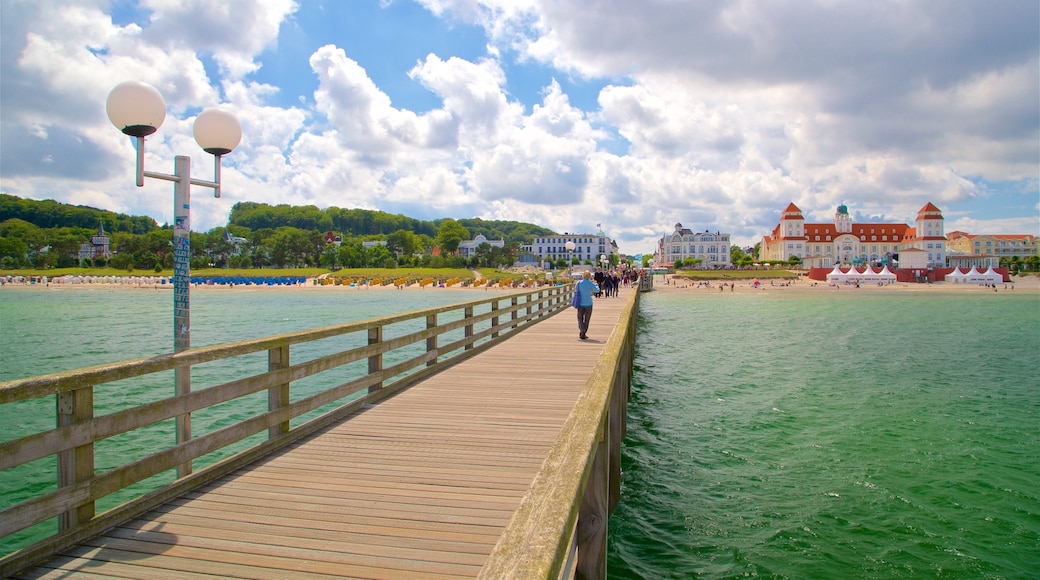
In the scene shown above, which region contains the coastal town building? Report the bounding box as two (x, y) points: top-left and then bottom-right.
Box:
(323, 231), (343, 246)
(522, 232), (618, 267)
(761, 202), (947, 269)
(78, 222), (111, 262)
(456, 233), (505, 259)
(654, 223), (731, 269)
(945, 232), (1037, 270)
(224, 230), (248, 256)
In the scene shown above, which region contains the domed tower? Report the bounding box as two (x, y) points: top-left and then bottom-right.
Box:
(834, 202), (852, 234)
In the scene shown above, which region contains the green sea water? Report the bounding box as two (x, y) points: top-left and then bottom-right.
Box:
(2, 286), (1038, 577)
(608, 289), (1040, 578)
(0, 286), (484, 555)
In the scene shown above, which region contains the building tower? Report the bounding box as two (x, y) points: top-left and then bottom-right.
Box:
(915, 203), (944, 240)
(780, 203), (804, 239)
(915, 202), (946, 267)
(834, 202), (852, 234)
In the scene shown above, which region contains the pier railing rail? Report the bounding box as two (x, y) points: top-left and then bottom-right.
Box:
(480, 282), (639, 579)
(0, 285), (571, 576)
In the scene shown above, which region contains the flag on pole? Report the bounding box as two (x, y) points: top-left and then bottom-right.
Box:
(596, 223), (601, 228)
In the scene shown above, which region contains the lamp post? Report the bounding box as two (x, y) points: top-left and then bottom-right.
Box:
(565, 240), (576, 279)
(106, 81), (242, 354)
(107, 81), (241, 477)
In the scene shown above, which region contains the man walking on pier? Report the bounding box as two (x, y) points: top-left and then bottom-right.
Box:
(574, 270), (599, 340)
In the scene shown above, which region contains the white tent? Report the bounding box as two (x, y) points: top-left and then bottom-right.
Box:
(961, 267), (1000, 285)
(826, 265), (852, 284)
(830, 266), (897, 284)
(982, 267), (1004, 283)
(945, 268), (968, 284)
(856, 266), (897, 284)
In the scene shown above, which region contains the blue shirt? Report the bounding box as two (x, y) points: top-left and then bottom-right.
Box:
(575, 279), (599, 308)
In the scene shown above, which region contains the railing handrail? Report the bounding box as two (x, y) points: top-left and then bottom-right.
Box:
(0, 289), (559, 403)
(1, 285), (574, 575)
(479, 285), (640, 578)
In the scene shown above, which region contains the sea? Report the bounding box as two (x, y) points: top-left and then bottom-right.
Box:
(608, 288), (1040, 579)
(2, 285), (1039, 578)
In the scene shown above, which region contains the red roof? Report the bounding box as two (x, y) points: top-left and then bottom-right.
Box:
(917, 202), (943, 216)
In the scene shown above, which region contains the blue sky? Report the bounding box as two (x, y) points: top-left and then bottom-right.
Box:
(1, 0), (1037, 253)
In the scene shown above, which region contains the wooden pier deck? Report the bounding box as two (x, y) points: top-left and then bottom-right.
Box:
(11, 292), (634, 579)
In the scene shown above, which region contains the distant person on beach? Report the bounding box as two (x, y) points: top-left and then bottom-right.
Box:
(574, 270), (600, 340)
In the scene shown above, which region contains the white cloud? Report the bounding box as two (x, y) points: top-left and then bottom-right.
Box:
(1, 0), (1036, 255)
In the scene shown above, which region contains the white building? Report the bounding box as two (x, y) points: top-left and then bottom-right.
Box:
(762, 202), (947, 269)
(523, 232), (618, 266)
(456, 233), (505, 258)
(655, 224), (731, 269)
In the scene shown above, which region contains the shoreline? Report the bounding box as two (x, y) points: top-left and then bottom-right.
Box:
(3, 274), (1038, 295)
(650, 274), (1040, 295)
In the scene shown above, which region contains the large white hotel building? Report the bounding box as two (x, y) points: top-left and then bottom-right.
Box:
(655, 224), (732, 269)
(761, 201), (947, 269)
(523, 232), (619, 265)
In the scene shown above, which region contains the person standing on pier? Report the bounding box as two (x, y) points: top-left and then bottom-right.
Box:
(574, 270), (600, 340)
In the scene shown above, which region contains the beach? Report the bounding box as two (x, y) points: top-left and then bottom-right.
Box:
(2, 272), (1038, 295)
(651, 273), (1040, 295)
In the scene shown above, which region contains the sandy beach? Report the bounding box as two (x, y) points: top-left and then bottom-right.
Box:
(3, 273), (1038, 296)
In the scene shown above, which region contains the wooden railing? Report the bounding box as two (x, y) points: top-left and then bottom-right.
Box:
(0, 285), (572, 576)
(479, 284), (640, 579)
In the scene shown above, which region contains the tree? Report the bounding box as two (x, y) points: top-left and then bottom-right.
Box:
(0, 236), (29, 268)
(386, 229), (420, 257)
(367, 244), (396, 268)
(435, 219), (469, 255)
(321, 244), (341, 269)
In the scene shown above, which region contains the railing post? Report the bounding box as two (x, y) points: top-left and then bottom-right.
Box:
(426, 313), (438, 367)
(526, 293), (533, 319)
(57, 387), (95, 530)
(491, 300), (500, 339)
(268, 344), (290, 438)
(464, 306), (474, 350)
(609, 362), (624, 512)
(576, 416), (609, 579)
(368, 325), (383, 393)
(175, 364), (192, 478)
(511, 296), (519, 329)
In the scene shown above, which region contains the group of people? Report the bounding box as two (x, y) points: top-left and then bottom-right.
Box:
(593, 268), (622, 297)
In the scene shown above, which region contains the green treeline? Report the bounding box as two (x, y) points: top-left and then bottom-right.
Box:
(0, 193), (157, 234)
(226, 201), (552, 245)
(0, 195), (556, 271)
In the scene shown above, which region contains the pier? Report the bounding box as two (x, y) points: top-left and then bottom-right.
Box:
(1, 283), (643, 578)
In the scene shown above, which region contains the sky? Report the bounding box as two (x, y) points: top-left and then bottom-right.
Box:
(1, 0), (1037, 255)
